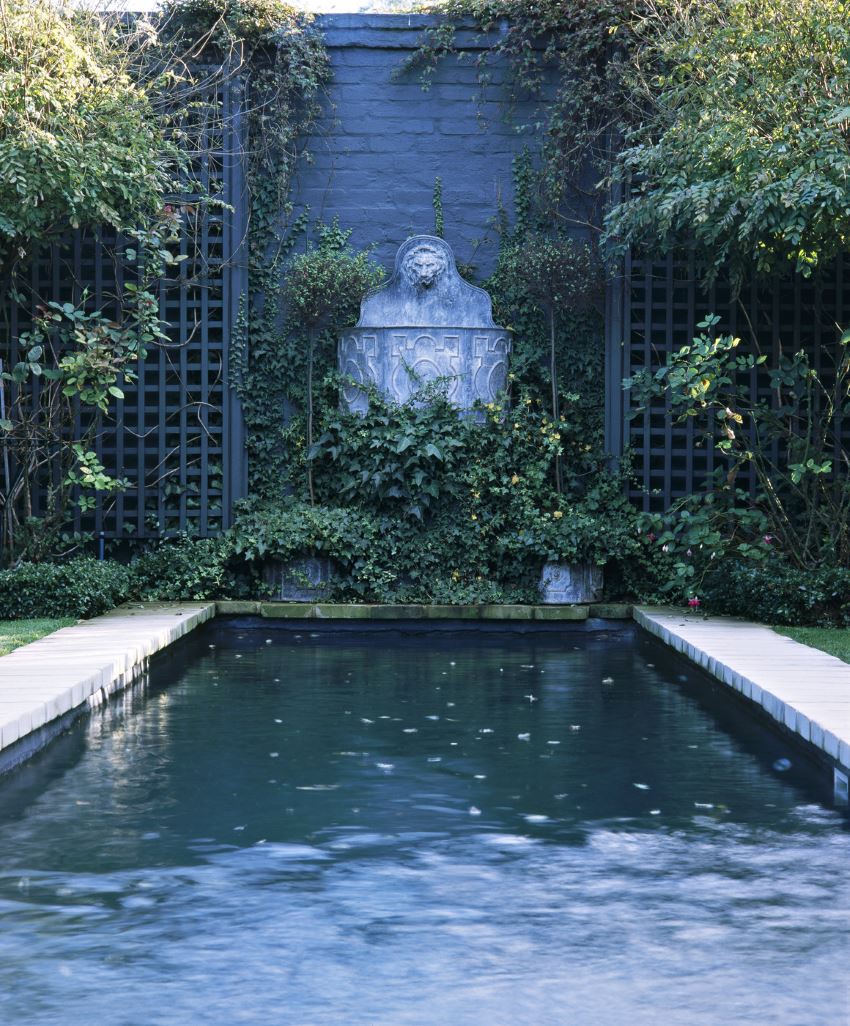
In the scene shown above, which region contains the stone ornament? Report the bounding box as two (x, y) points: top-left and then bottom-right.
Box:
(339, 235), (511, 414)
(539, 562), (604, 605)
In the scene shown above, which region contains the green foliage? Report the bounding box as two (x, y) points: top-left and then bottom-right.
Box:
(484, 157), (606, 475)
(236, 222), (384, 502)
(231, 498), (379, 565)
(489, 226), (601, 490)
(432, 177), (445, 238)
(160, 0), (303, 49)
(160, 1), (334, 513)
(1, 252), (176, 560)
(605, 0), (850, 288)
(226, 383), (661, 604)
(128, 535), (254, 600)
(282, 228), (382, 329)
(700, 559), (850, 627)
(311, 383), (469, 521)
(0, 1), (183, 273)
(0, 0), (256, 562)
(627, 315), (850, 574)
(0, 558), (131, 619)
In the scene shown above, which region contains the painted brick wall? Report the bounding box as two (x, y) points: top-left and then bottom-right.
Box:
(291, 14), (550, 277)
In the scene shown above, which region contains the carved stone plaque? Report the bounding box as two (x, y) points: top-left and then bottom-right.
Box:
(339, 236), (511, 414)
(539, 562), (604, 604)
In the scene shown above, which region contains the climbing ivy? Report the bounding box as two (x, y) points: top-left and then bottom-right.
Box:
(176, 2), (334, 500)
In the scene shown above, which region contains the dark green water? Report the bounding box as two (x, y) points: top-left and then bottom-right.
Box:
(0, 623), (847, 1026)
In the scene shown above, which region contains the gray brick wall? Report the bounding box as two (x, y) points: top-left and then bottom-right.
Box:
(291, 14), (549, 277)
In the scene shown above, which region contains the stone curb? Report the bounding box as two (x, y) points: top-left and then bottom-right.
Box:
(635, 606), (850, 785)
(0, 603), (215, 771)
(215, 600), (633, 621)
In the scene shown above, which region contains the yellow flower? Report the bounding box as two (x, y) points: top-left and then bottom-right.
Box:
(510, 474), (520, 485)
(513, 422), (520, 429)
(553, 510), (564, 519)
(471, 514), (478, 521)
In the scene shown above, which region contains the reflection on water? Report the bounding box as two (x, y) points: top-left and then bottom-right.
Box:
(0, 625), (847, 1026)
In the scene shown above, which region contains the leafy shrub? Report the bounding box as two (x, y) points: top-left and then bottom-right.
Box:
(628, 315), (850, 589)
(700, 560), (850, 627)
(161, 0), (306, 49)
(231, 499), (380, 565)
(231, 388), (667, 604)
(128, 535), (254, 601)
(0, 558), (130, 619)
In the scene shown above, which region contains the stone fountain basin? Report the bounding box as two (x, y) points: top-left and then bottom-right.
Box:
(339, 325), (511, 414)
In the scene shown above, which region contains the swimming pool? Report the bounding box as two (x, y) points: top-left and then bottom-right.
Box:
(0, 622), (846, 1025)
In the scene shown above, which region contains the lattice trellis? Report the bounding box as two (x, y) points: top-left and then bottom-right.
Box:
(0, 74), (247, 547)
(605, 251), (850, 511)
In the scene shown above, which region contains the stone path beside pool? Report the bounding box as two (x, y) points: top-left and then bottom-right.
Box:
(0, 602), (215, 772)
(635, 606), (850, 795)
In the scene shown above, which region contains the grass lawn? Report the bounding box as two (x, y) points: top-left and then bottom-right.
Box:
(0, 618), (75, 657)
(775, 627), (850, 666)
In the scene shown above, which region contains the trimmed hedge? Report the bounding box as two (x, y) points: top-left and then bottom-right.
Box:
(129, 535), (252, 601)
(701, 560), (850, 626)
(0, 558), (131, 619)
(0, 537), (256, 621)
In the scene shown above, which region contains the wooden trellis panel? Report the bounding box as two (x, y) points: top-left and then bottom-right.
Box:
(0, 75), (247, 547)
(605, 251), (850, 511)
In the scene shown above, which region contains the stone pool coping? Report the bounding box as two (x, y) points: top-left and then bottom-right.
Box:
(635, 607), (850, 789)
(2, 600), (849, 792)
(0, 602), (215, 772)
(213, 600), (634, 621)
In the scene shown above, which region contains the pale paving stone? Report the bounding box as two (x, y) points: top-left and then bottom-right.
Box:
(635, 607), (850, 772)
(0, 602), (215, 764)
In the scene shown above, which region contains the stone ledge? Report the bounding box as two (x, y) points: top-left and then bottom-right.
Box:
(0, 602), (215, 773)
(634, 606), (850, 780)
(217, 601), (611, 622)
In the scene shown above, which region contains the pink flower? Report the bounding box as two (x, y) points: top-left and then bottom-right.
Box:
(688, 597), (701, 609)
(648, 532), (657, 542)
(763, 534), (774, 545)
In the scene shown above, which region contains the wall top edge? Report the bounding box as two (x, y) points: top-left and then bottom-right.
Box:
(312, 12), (514, 49)
(312, 14), (481, 29)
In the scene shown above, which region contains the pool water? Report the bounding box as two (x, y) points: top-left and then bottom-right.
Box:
(0, 623), (847, 1026)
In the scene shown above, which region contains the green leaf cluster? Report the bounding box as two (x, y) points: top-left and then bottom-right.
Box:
(606, 0), (850, 287)
(0, 1), (182, 272)
(626, 314), (850, 584)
